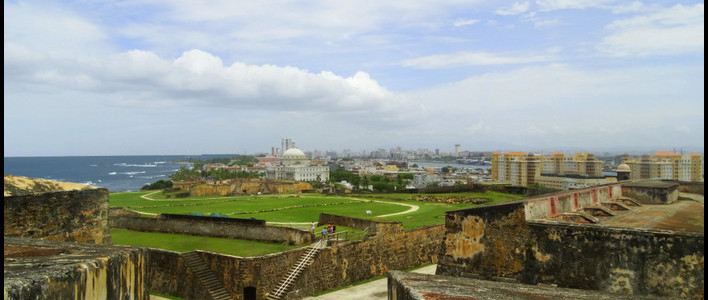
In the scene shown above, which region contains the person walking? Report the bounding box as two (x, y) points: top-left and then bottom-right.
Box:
(322, 228), (327, 239)
(310, 222), (316, 234)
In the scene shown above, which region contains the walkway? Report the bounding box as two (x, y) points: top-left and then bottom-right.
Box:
(302, 264), (437, 300)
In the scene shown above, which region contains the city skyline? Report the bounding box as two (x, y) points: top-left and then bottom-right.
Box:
(4, 1), (704, 156)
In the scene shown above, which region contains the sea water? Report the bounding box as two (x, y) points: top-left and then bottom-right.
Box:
(4, 155), (232, 192)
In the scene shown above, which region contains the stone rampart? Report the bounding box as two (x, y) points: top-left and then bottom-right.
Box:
(437, 182), (704, 299)
(4, 175), (111, 244)
(149, 221), (444, 300)
(318, 213), (404, 234)
(110, 215), (313, 244)
(204, 224), (444, 300)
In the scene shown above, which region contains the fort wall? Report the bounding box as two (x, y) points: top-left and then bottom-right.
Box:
(318, 213), (403, 234)
(110, 214), (313, 244)
(437, 182), (704, 299)
(4, 176), (111, 244)
(146, 219), (445, 300)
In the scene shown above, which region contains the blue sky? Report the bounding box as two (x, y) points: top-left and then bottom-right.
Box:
(4, 0), (704, 156)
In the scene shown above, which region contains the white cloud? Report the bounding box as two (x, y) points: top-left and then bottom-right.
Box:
(5, 47), (410, 115)
(496, 2), (531, 15)
(454, 19), (480, 26)
(598, 4), (704, 56)
(536, 0), (618, 11)
(401, 51), (555, 68)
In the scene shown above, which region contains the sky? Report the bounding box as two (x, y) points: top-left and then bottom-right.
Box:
(4, 0), (704, 156)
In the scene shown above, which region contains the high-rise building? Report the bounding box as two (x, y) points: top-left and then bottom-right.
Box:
(454, 144), (461, 157)
(493, 152), (605, 187)
(281, 137), (295, 155)
(623, 152), (703, 182)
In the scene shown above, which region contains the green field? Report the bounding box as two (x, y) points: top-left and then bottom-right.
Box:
(110, 228), (302, 256)
(108, 190), (523, 253)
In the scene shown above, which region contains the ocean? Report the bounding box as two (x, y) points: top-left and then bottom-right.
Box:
(4, 155), (234, 192)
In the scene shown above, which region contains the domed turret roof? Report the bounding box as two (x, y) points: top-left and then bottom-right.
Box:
(282, 148), (307, 160)
(616, 163), (631, 172)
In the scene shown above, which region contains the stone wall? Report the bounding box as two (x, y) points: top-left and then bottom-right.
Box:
(621, 181), (679, 204)
(437, 183), (704, 299)
(188, 178), (313, 196)
(110, 215), (313, 244)
(677, 181), (704, 195)
(150, 222), (445, 300)
(4, 176), (112, 244)
(523, 184), (621, 220)
(202, 224), (444, 300)
(4, 236), (149, 300)
(318, 213), (403, 234)
(527, 221), (704, 299)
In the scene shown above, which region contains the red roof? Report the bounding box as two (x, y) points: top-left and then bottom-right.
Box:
(688, 153), (703, 157)
(654, 151), (681, 156)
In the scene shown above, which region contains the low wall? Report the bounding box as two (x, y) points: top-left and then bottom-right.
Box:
(4, 187), (112, 244)
(189, 178), (313, 196)
(110, 215), (313, 244)
(523, 184), (621, 220)
(318, 213), (403, 234)
(677, 181), (704, 195)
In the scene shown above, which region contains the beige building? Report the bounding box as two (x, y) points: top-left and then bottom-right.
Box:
(623, 151), (703, 182)
(493, 152), (605, 187)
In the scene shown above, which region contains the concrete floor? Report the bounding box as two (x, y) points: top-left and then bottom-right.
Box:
(302, 264), (437, 300)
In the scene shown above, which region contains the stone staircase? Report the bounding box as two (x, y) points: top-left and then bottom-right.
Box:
(182, 251), (232, 300)
(266, 239), (326, 300)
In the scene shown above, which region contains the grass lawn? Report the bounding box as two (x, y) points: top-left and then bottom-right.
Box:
(109, 191), (524, 230)
(110, 228), (303, 256)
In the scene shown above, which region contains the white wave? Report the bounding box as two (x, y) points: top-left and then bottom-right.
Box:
(122, 171), (146, 175)
(113, 163), (157, 167)
(108, 172), (117, 175)
(90, 164), (98, 167)
(153, 161), (167, 164)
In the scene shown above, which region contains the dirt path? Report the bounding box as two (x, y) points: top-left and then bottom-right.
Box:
(129, 193), (420, 223)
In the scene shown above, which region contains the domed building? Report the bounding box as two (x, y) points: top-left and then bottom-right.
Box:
(616, 163), (631, 181)
(265, 148), (330, 182)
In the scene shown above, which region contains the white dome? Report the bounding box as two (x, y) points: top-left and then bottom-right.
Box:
(282, 148), (307, 159)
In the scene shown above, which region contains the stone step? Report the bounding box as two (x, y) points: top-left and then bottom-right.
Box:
(601, 201), (631, 211)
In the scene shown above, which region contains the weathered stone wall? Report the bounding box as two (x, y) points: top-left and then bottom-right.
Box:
(437, 183), (704, 299)
(191, 224), (445, 300)
(188, 178), (313, 196)
(146, 249), (212, 300)
(4, 187), (112, 244)
(622, 182), (679, 204)
(4, 237), (149, 300)
(677, 181), (704, 195)
(318, 213), (403, 234)
(110, 215), (313, 244)
(523, 184), (621, 220)
(527, 221), (704, 299)
(438, 201), (529, 279)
